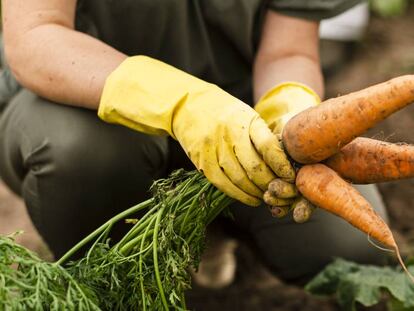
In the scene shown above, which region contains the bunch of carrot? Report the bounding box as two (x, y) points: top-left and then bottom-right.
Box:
(265, 75), (414, 277)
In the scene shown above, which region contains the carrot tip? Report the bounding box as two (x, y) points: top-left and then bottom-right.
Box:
(395, 247), (414, 284)
(367, 235), (414, 283)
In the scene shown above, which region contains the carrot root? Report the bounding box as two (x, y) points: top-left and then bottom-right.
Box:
(296, 164), (396, 248)
(283, 75), (414, 164)
(325, 137), (414, 184)
(395, 248), (414, 283)
(296, 164), (414, 282)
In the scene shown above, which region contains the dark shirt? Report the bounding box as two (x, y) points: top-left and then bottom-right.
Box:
(75, 0), (361, 102)
(0, 0), (362, 107)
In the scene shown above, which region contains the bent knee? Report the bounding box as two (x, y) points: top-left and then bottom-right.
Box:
(253, 209), (388, 281)
(1, 89), (170, 188)
(50, 123), (169, 182)
(258, 233), (387, 281)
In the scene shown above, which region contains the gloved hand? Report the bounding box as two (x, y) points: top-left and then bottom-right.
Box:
(98, 56), (295, 206)
(255, 82), (320, 214)
(255, 82), (321, 135)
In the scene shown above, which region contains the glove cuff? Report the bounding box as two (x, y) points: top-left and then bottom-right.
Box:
(98, 56), (211, 138)
(255, 82), (321, 133)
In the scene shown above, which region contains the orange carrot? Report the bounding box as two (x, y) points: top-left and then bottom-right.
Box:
(325, 137), (414, 184)
(296, 164), (395, 248)
(282, 75), (414, 164)
(296, 164), (413, 281)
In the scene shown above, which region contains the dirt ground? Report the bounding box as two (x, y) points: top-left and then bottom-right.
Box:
(0, 6), (414, 310)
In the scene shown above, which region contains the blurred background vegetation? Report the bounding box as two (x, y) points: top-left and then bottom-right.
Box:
(371, 0), (413, 17)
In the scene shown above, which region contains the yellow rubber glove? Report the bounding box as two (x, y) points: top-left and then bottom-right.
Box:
(255, 82), (321, 135)
(99, 56), (295, 206)
(255, 82), (320, 212)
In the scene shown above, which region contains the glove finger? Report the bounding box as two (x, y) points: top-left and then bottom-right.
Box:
(268, 179), (298, 199)
(292, 197), (316, 223)
(268, 205), (291, 218)
(263, 191), (295, 206)
(217, 135), (263, 198)
(250, 117), (295, 182)
(196, 148), (261, 207)
(227, 120), (276, 191)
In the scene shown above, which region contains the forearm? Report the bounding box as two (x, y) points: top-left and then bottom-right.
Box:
(252, 10), (324, 103)
(6, 24), (126, 109)
(253, 54), (324, 103)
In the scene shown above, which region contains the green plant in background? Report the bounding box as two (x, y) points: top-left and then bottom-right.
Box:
(370, 0), (411, 17)
(306, 258), (414, 311)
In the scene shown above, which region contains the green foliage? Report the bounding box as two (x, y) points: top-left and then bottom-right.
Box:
(306, 258), (414, 311)
(0, 170), (233, 310)
(0, 232), (101, 310)
(66, 170), (232, 310)
(370, 0), (410, 17)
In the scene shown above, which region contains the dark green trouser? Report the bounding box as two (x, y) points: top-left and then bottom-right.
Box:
(0, 89), (388, 280)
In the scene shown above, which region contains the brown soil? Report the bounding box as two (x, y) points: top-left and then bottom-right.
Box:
(0, 7), (413, 310)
